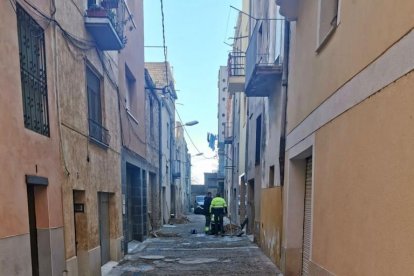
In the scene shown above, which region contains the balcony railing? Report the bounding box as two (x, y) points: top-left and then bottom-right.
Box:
(245, 20), (284, 97)
(228, 52), (245, 77)
(227, 52), (246, 93)
(85, 0), (127, 50)
(89, 119), (110, 147)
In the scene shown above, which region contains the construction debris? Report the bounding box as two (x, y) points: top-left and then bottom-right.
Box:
(168, 215), (190, 225)
(150, 230), (181, 238)
(223, 223), (240, 234)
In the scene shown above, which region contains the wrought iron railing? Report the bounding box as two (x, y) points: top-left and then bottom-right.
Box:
(228, 52), (245, 77)
(89, 118), (110, 146)
(246, 20), (284, 84)
(86, 0), (127, 43)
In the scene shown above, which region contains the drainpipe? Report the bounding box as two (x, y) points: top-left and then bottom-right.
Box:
(279, 20), (290, 186)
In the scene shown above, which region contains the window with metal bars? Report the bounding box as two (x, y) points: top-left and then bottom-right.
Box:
(86, 67), (109, 146)
(17, 4), (50, 136)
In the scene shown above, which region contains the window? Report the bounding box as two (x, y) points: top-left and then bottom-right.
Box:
(255, 115), (262, 165)
(269, 166), (275, 188)
(125, 65), (135, 113)
(87, 67), (109, 146)
(317, 0), (339, 48)
(17, 5), (50, 136)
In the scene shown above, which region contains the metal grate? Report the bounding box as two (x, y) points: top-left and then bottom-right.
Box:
(17, 5), (50, 136)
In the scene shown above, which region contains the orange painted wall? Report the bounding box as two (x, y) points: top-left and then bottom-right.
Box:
(0, 1), (64, 238)
(312, 71), (414, 275)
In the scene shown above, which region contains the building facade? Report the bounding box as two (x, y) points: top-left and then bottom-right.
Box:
(144, 69), (162, 231)
(146, 62), (177, 224)
(225, 0), (285, 266)
(117, 0), (150, 254)
(278, 0), (414, 275)
(173, 122), (191, 216)
(0, 1), (65, 274)
(57, 0), (132, 273)
(217, 66), (228, 201)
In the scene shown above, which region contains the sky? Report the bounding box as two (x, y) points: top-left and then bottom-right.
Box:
(144, 0), (241, 184)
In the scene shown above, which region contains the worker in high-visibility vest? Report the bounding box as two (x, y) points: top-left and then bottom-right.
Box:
(209, 193), (227, 236)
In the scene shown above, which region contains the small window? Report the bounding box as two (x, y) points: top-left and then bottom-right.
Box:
(317, 0), (339, 49)
(125, 65), (136, 113)
(255, 115), (262, 165)
(17, 5), (50, 136)
(269, 166), (275, 187)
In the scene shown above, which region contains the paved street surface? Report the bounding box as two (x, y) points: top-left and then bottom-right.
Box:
(105, 214), (282, 275)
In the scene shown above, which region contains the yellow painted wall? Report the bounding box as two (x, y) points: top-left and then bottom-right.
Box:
(312, 70), (414, 275)
(287, 0), (414, 132)
(259, 187), (283, 267)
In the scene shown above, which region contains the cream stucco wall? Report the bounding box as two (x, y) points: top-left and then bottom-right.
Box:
(311, 70), (414, 275)
(287, 0), (414, 133)
(53, 0), (123, 274)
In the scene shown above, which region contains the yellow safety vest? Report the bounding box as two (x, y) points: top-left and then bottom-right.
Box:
(210, 197), (227, 212)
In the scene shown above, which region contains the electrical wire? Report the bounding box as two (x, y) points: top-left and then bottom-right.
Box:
(159, 0), (169, 87)
(158, 0), (203, 157)
(224, 6), (232, 43)
(9, 0), (16, 12)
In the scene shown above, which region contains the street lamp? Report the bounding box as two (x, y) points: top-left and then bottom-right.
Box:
(175, 120), (199, 128)
(183, 120), (199, 127)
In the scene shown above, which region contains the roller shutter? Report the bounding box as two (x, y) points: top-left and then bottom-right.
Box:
(302, 157), (312, 275)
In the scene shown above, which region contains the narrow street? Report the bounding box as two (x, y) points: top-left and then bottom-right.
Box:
(105, 215), (281, 275)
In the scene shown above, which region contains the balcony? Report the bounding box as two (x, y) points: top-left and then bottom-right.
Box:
(245, 22), (283, 97)
(84, 0), (126, 50)
(276, 0), (299, 21)
(227, 52), (245, 93)
(89, 119), (110, 147)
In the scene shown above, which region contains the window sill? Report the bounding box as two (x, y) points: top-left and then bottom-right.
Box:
(89, 136), (109, 150)
(316, 24), (338, 54)
(127, 109), (139, 125)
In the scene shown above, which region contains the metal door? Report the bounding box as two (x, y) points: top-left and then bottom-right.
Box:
(99, 192), (110, 265)
(302, 157), (313, 275)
